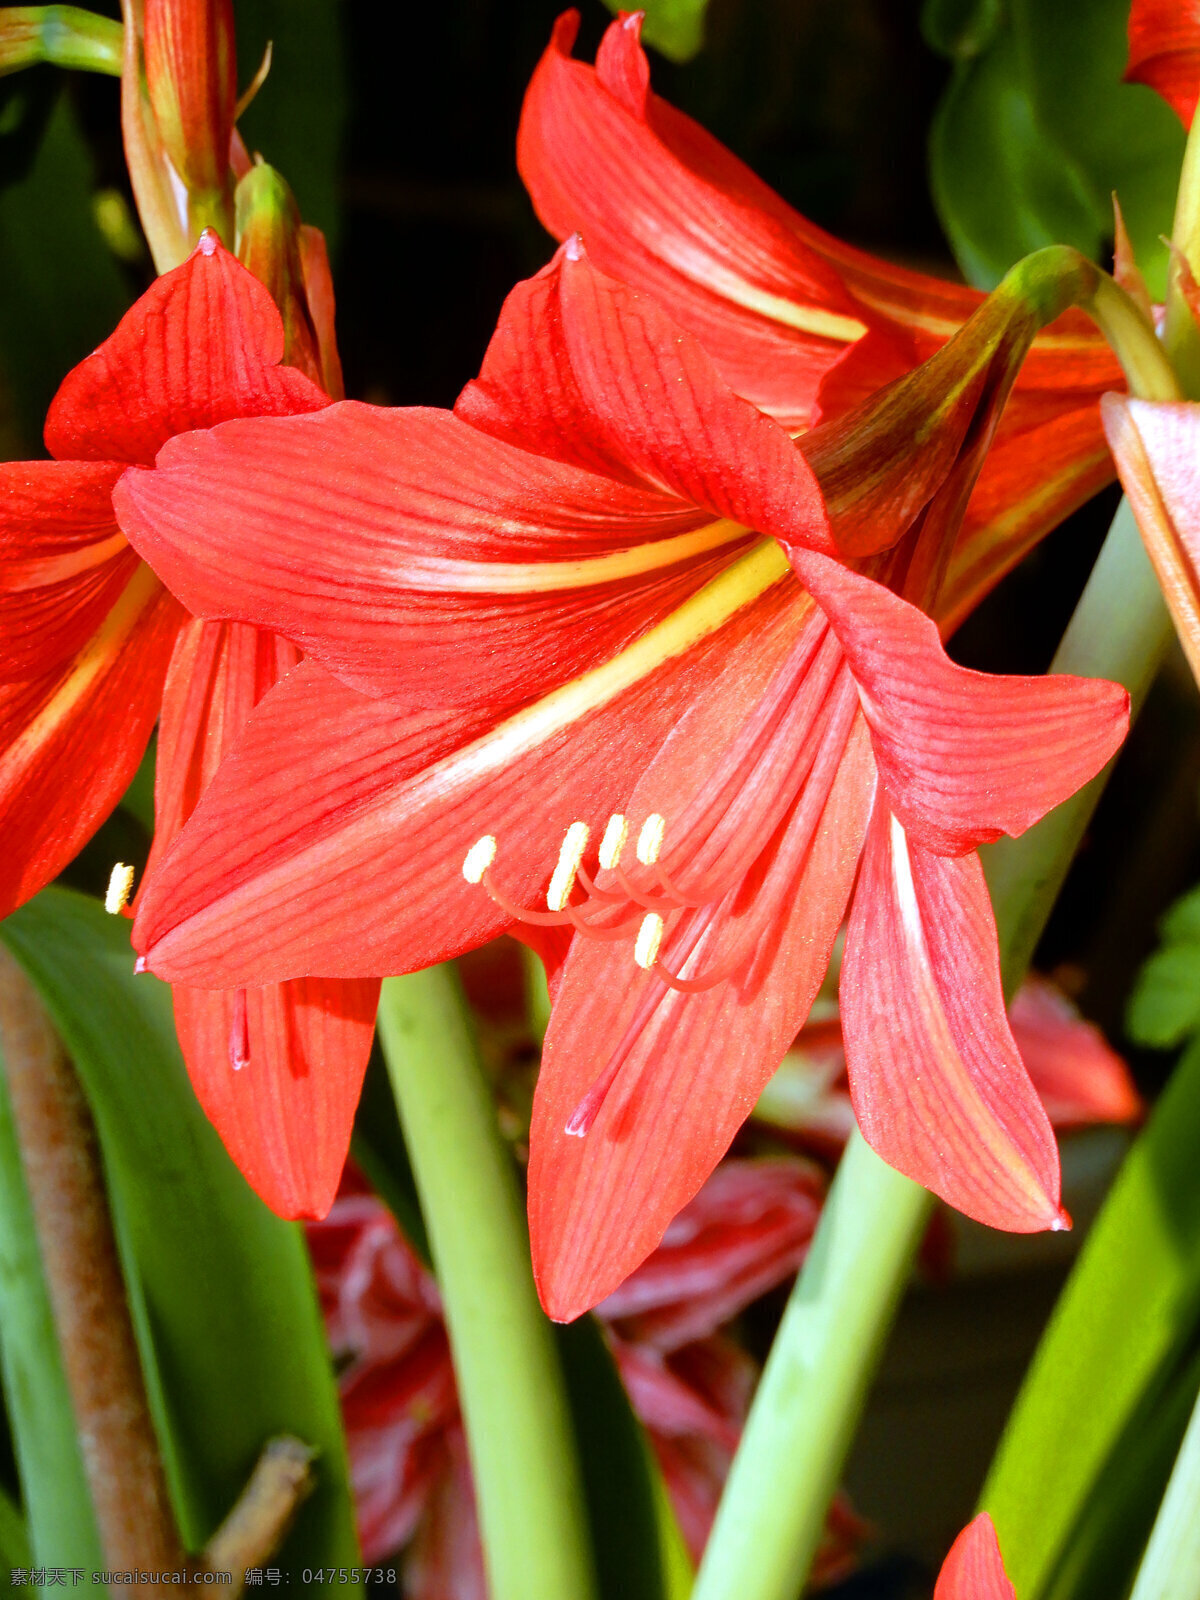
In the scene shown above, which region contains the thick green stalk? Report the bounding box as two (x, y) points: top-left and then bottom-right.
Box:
(695, 495), (1170, 1600)
(376, 970), (597, 1600)
(691, 1134), (930, 1600)
(1129, 1385), (1200, 1600)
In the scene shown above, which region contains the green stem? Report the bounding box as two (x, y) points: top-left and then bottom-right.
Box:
(1129, 1383), (1200, 1600)
(691, 1134), (931, 1600)
(695, 494), (1169, 1600)
(986, 497), (1171, 993)
(376, 970), (597, 1600)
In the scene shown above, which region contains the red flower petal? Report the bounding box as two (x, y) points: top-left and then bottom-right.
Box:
(842, 801), (1064, 1233)
(934, 1514), (1017, 1600)
(150, 618), (378, 1218)
(518, 11), (866, 431)
(1126, 0), (1200, 123)
(170, 976), (378, 1219)
(790, 548), (1130, 854)
(456, 238), (835, 554)
(114, 401), (748, 708)
(0, 461), (130, 680)
(0, 565), (183, 917)
(46, 235), (328, 466)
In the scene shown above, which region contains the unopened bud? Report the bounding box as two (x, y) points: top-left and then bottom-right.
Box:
(235, 162), (323, 387)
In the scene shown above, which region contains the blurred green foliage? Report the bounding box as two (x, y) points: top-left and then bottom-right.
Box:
(924, 0), (1185, 294)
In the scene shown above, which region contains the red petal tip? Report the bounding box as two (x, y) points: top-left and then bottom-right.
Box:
(133, 955), (148, 974)
(564, 232), (584, 261)
(198, 228), (220, 257)
(1052, 1206), (1072, 1233)
(622, 11), (644, 31)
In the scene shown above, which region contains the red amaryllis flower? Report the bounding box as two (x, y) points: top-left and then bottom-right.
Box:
(759, 974), (1142, 1157)
(118, 239), (1128, 1318)
(0, 234), (378, 1216)
(518, 11), (1123, 629)
(1127, 0), (1200, 124)
(934, 1514), (1017, 1600)
(308, 1159), (866, 1584)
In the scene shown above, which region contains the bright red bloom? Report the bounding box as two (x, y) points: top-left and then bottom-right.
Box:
(0, 236), (378, 1217)
(118, 237), (1127, 1317)
(934, 1514), (1017, 1600)
(518, 12), (1123, 630)
(308, 1160), (866, 1581)
(1127, 0), (1200, 124)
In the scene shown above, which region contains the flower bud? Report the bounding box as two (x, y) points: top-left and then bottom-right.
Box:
(234, 162), (324, 389)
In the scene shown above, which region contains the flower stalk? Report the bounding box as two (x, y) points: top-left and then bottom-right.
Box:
(376, 968), (597, 1600)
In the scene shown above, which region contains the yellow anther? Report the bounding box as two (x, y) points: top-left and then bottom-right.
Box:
(636, 813), (666, 866)
(104, 862), (135, 915)
(462, 835), (498, 884)
(598, 813), (629, 871)
(547, 821), (590, 911)
(634, 912), (664, 970)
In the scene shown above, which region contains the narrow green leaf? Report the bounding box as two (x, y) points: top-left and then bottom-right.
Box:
(0, 1481), (31, 1571)
(981, 1035), (1200, 1599)
(1127, 945), (1200, 1049)
(0, 1049), (101, 1569)
(555, 1314), (688, 1600)
(1, 888), (362, 1578)
(0, 89), (130, 451)
(601, 0), (711, 63)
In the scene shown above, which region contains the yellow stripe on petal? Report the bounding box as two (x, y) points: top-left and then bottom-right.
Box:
(0, 562), (163, 781)
(418, 537), (796, 798)
(388, 517), (751, 593)
(1, 530), (129, 592)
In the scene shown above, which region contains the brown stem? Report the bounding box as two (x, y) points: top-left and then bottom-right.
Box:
(200, 1437), (315, 1592)
(0, 948), (184, 1581)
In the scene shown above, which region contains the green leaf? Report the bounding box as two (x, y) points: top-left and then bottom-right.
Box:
(233, 0), (346, 251)
(1, 888), (362, 1576)
(602, 0), (710, 63)
(1126, 882), (1200, 1050)
(926, 0), (1184, 294)
(0, 1050), (101, 1568)
(0, 87), (130, 452)
(1127, 945), (1200, 1049)
(0, 1482), (31, 1572)
(981, 1033), (1200, 1599)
